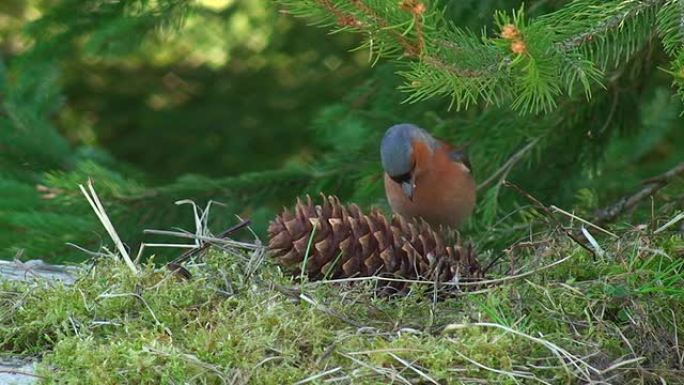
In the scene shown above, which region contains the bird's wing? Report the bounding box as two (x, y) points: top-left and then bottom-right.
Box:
(448, 148), (472, 174)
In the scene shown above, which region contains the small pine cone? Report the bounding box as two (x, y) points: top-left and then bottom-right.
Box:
(268, 195), (482, 292)
(400, 0), (426, 15)
(510, 39), (527, 54)
(500, 24), (519, 40)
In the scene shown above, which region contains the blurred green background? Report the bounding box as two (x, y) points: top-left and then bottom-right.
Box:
(0, 0), (371, 260)
(0, 0), (681, 263)
(1, 0), (368, 179)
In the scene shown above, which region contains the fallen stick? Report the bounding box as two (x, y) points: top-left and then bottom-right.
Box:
(593, 162), (684, 225)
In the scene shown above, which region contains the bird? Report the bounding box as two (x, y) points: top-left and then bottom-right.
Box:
(380, 123), (476, 228)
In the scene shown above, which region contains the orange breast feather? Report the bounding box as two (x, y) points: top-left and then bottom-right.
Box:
(384, 141), (475, 228)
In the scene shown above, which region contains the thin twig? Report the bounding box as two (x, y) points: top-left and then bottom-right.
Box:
(478, 138), (540, 191)
(144, 228), (258, 250)
(168, 219), (252, 265)
(593, 162), (684, 225)
(503, 181), (595, 256)
(0, 369), (46, 379)
(98, 292), (163, 329)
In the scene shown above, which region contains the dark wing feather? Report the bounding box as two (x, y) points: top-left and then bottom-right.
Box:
(448, 149), (472, 174)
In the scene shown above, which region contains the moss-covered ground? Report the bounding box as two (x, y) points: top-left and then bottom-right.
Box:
(1, 223), (683, 384)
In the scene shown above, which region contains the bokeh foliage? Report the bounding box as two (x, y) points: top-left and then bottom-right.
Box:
(0, 0), (682, 262)
(0, 0), (368, 260)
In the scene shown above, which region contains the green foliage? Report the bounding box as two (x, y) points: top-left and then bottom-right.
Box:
(0, 0), (681, 265)
(657, 0), (684, 102)
(0, 62), (72, 176)
(278, 0), (683, 238)
(1, 1), (682, 382)
(0, 0), (366, 260)
(279, 0), (678, 114)
(24, 0), (190, 59)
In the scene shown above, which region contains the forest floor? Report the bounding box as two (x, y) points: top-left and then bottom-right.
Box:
(1, 212), (683, 384)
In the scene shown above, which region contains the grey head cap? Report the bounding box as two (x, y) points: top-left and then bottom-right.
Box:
(380, 123), (437, 177)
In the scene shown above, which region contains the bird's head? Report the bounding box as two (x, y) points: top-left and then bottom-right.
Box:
(380, 123), (438, 201)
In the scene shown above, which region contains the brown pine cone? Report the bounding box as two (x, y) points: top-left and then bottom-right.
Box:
(268, 194), (481, 292)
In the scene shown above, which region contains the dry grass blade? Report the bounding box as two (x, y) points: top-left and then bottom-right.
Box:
(654, 211), (684, 234)
(297, 292), (365, 328)
(175, 199), (204, 249)
(550, 205), (618, 238)
(244, 242), (266, 280)
(387, 352), (439, 385)
(143, 346), (232, 384)
(580, 227), (605, 258)
(138, 199), (254, 276)
(443, 322), (600, 382)
(143, 229), (260, 250)
(338, 352), (412, 385)
(599, 356), (646, 375)
(79, 178), (138, 275)
(308, 252), (575, 288)
(452, 350), (552, 385)
(292, 367), (342, 385)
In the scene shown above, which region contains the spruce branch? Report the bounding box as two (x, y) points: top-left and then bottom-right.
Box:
(280, 0), (670, 112)
(348, 0), (403, 44)
(315, 0), (362, 28)
(420, 54), (492, 79)
(556, 0), (664, 51)
(657, 0), (684, 103)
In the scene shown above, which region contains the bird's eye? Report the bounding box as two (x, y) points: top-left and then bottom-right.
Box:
(390, 172), (411, 184)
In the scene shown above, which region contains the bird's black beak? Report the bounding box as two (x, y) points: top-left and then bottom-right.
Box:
(401, 180), (414, 201)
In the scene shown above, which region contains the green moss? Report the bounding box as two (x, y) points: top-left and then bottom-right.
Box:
(2, 229), (683, 384)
